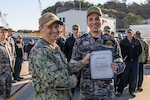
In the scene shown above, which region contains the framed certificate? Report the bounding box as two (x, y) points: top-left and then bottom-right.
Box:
(90, 50), (113, 79)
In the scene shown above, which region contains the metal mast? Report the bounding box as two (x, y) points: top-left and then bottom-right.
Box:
(38, 0), (42, 15)
(0, 11), (7, 27)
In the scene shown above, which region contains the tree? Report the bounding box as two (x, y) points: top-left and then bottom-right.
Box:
(40, 0), (147, 30)
(103, 1), (127, 12)
(42, 6), (56, 15)
(124, 13), (143, 25)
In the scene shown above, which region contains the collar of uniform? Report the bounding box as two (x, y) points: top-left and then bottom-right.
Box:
(40, 38), (60, 50)
(0, 42), (5, 46)
(88, 32), (103, 39)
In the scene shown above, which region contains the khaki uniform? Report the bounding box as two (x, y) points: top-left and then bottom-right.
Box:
(29, 38), (85, 100)
(6, 37), (16, 72)
(138, 39), (149, 63)
(137, 39), (149, 88)
(71, 33), (125, 100)
(0, 42), (12, 99)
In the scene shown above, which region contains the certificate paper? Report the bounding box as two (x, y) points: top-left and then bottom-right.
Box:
(90, 50), (113, 79)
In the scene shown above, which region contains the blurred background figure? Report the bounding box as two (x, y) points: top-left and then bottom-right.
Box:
(64, 24), (81, 62)
(13, 35), (24, 81)
(64, 24), (81, 95)
(117, 33), (123, 43)
(116, 29), (142, 97)
(26, 39), (35, 59)
(7, 28), (17, 83)
(111, 31), (115, 37)
(103, 25), (111, 35)
(135, 31), (149, 91)
(56, 24), (66, 53)
(114, 33), (124, 93)
(68, 32), (72, 37)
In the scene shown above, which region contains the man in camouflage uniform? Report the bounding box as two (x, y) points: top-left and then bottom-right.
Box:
(0, 26), (12, 99)
(135, 31), (149, 91)
(71, 6), (125, 100)
(6, 28), (17, 83)
(29, 12), (91, 100)
(64, 24), (82, 95)
(7, 28), (16, 71)
(103, 25), (111, 35)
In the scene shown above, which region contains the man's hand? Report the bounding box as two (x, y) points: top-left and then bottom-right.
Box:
(145, 60), (148, 64)
(111, 62), (118, 73)
(71, 74), (77, 88)
(82, 53), (92, 65)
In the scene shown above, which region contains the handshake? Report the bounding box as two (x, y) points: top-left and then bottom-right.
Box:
(71, 74), (78, 88)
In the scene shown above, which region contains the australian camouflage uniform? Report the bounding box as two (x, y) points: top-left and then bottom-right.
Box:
(71, 33), (125, 100)
(29, 38), (86, 100)
(0, 42), (12, 99)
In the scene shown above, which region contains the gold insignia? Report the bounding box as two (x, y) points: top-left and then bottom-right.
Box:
(106, 40), (113, 45)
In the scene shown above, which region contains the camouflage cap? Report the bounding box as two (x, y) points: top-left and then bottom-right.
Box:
(87, 6), (102, 17)
(135, 31), (141, 38)
(17, 35), (22, 38)
(72, 24), (80, 29)
(39, 12), (63, 26)
(126, 28), (134, 33)
(118, 33), (123, 37)
(0, 26), (8, 31)
(104, 26), (111, 31)
(8, 28), (16, 32)
(135, 31), (141, 35)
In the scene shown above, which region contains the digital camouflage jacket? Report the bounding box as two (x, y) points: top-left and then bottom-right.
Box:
(71, 33), (125, 100)
(29, 38), (85, 100)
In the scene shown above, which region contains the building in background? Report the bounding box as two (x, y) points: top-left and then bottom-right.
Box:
(130, 24), (150, 37)
(57, 9), (116, 36)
